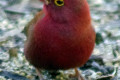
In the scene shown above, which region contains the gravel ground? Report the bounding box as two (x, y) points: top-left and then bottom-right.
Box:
(0, 0), (120, 80)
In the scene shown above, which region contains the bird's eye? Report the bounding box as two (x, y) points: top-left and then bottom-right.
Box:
(54, 0), (64, 6)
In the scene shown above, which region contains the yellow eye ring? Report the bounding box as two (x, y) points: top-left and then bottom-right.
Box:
(54, 0), (64, 6)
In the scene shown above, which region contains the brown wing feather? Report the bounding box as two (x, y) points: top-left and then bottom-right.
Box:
(22, 10), (45, 37)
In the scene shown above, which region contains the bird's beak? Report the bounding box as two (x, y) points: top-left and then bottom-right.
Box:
(44, 0), (50, 5)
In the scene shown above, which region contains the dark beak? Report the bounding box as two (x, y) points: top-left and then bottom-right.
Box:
(43, 0), (50, 5)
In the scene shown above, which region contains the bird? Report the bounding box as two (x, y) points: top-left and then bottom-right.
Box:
(24, 0), (96, 80)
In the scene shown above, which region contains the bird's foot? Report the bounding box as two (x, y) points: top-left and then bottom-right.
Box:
(69, 68), (84, 80)
(36, 68), (44, 80)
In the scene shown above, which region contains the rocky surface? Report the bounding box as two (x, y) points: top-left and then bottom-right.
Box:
(0, 0), (120, 80)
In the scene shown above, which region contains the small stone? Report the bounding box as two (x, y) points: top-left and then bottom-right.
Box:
(83, 70), (92, 76)
(105, 66), (114, 73)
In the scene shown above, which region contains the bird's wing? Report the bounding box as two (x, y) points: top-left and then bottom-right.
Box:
(22, 10), (45, 37)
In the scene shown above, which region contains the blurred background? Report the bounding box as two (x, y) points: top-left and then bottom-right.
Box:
(0, 0), (120, 80)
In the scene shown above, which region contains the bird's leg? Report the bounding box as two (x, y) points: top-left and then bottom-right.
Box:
(35, 68), (44, 80)
(74, 68), (84, 80)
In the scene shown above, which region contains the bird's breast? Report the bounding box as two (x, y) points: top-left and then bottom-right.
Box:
(24, 18), (95, 70)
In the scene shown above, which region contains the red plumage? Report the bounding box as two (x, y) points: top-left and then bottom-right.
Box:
(24, 0), (95, 73)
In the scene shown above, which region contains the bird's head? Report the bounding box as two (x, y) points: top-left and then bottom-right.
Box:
(40, 0), (85, 9)
(40, 0), (90, 22)
(40, 0), (64, 7)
